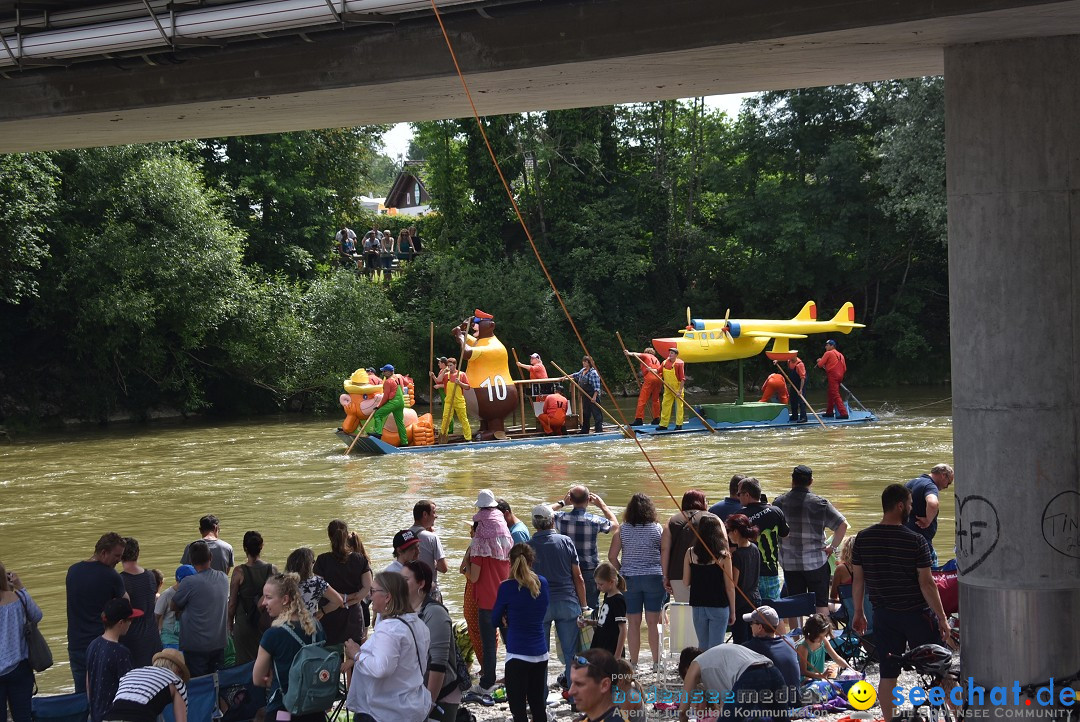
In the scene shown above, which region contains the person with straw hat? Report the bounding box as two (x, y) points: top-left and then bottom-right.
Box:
(104, 649), (190, 722)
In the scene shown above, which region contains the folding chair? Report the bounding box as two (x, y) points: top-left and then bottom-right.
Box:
(659, 600), (698, 685)
(829, 584), (877, 671)
(31, 692), (88, 722)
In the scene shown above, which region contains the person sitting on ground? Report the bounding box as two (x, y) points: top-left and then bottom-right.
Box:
(87, 599), (142, 722)
(740, 605), (801, 691)
(104, 649), (190, 722)
(797, 613), (853, 682)
(284, 547), (343, 621)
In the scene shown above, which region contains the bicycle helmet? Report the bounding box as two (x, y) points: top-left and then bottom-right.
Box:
(906, 644), (953, 677)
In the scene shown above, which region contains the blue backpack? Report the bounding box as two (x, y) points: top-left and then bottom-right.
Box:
(277, 624), (340, 715)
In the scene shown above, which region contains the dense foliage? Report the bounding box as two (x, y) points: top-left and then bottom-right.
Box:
(0, 79), (947, 425)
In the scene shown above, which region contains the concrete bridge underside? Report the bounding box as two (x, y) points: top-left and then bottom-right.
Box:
(2, 0), (1080, 702)
(3, 0), (1080, 151)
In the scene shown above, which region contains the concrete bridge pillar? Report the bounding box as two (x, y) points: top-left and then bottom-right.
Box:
(947, 35), (1080, 703)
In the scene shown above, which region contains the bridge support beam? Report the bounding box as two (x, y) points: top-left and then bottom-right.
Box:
(948, 35), (1080, 703)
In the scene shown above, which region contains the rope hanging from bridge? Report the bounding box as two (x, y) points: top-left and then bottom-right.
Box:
(425, 0), (776, 636)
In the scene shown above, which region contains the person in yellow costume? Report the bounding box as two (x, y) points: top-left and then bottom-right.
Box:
(657, 348), (687, 431)
(439, 357), (473, 442)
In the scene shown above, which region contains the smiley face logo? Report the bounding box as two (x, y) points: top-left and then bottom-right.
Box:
(847, 680), (877, 711)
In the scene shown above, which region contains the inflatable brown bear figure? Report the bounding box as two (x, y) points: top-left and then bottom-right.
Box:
(452, 309), (519, 440)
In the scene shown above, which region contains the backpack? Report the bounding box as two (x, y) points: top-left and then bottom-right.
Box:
(276, 624), (341, 716)
(421, 599), (471, 697)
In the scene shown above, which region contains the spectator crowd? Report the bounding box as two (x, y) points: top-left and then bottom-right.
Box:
(0, 463), (956, 722)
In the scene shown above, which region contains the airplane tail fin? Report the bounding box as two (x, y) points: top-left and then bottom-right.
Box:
(830, 302), (866, 333)
(792, 301), (817, 322)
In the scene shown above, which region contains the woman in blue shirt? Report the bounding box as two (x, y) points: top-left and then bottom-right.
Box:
(492, 543), (550, 722)
(0, 562), (43, 722)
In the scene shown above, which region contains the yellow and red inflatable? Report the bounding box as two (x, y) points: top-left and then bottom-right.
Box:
(339, 368), (432, 447)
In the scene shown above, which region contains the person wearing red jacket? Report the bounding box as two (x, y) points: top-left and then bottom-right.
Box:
(624, 347), (662, 426)
(816, 340), (848, 419)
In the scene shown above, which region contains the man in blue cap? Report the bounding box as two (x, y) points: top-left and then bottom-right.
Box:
(368, 364), (408, 446)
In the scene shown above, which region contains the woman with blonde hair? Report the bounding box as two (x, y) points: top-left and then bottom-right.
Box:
(492, 543), (549, 722)
(253, 573), (325, 722)
(345, 572), (431, 722)
(105, 649), (190, 722)
(0, 561), (43, 722)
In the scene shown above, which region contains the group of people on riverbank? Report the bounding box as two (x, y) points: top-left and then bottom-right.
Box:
(0, 462), (955, 722)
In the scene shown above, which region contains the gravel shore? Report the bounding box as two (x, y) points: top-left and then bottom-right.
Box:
(463, 652), (933, 721)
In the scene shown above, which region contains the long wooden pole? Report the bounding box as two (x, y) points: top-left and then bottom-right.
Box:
(774, 361), (827, 429)
(644, 366), (719, 434)
(511, 348), (528, 433)
(428, 321), (434, 418)
(344, 410), (377, 455)
(550, 361), (634, 439)
(439, 320), (470, 444)
(615, 331), (642, 390)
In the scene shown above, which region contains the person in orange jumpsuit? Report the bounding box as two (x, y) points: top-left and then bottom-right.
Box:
(759, 372), (790, 404)
(624, 347), (662, 426)
(657, 348), (687, 430)
(516, 352), (549, 401)
(786, 354), (808, 423)
(816, 339), (848, 419)
(538, 385), (570, 435)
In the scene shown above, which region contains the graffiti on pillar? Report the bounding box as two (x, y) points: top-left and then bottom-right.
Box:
(1041, 490), (1080, 558)
(955, 495), (999, 573)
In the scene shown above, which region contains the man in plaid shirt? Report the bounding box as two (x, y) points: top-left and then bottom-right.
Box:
(569, 356), (604, 434)
(550, 485), (620, 609)
(772, 465), (847, 617)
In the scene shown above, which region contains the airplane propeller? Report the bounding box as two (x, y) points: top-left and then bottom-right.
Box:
(720, 308), (734, 343)
(686, 306), (692, 330)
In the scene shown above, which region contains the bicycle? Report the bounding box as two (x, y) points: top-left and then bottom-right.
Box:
(888, 644), (961, 722)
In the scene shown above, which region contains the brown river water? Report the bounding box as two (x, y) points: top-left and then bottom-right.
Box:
(0, 386), (952, 693)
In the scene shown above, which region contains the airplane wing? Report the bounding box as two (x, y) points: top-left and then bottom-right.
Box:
(742, 331), (808, 340)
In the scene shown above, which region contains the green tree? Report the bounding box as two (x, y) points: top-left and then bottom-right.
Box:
(0, 153), (59, 304)
(200, 128), (387, 276)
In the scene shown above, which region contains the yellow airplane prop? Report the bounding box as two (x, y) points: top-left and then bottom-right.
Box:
(651, 301), (864, 363)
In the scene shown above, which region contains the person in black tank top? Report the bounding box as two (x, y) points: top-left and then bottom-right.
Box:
(682, 515), (735, 649)
(725, 514), (762, 644)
